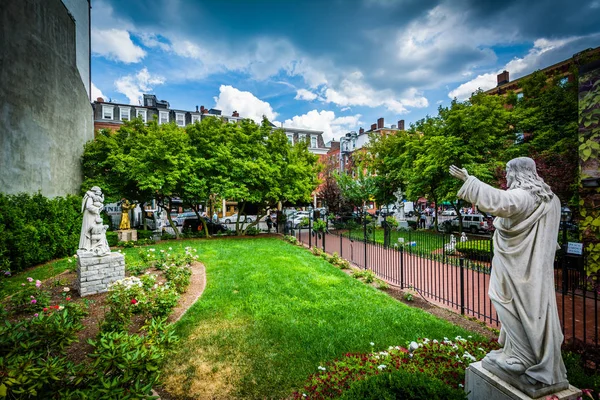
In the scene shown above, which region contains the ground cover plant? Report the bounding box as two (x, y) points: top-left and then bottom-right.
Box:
(0, 246), (196, 399)
(158, 237), (485, 399)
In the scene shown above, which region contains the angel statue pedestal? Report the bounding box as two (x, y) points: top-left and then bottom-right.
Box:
(116, 199), (138, 242)
(76, 187), (125, 297)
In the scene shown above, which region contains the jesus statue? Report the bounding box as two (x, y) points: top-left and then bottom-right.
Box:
(450, 157), (568, 391)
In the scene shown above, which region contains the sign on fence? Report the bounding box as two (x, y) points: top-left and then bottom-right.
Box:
(567, 242), (583, 255)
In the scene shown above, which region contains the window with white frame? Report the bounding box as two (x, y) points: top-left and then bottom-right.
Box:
(176, 113), (185, 127)
(120, 107), (130, 121)
(286, 133), (294, 145)
(311, 135), (317, 148)
(159, 111), (169, 124)
(136, 109), (147, 123)
(299, 134), (306, 142)
(102, 105), (114, 120)
(191, 114), (200, 124)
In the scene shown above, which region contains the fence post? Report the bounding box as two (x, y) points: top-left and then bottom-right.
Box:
(363, 213), (368, 270)
(308, 216), (312, 249)
(400, 246), (404, 289)
(460, 258), (465, 315)
(340, 231), (343, 257)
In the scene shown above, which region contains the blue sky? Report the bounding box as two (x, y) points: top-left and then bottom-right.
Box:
(91, 0), (600, 143)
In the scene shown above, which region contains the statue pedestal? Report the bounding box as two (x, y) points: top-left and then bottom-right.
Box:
(466, 361), (581, 400)
(117, 229), (137, 242)
(76, 251), (125, 297)
(398, 220), (409, 229)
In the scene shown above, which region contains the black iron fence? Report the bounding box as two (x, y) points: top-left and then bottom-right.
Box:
(287, 217), (598, 346)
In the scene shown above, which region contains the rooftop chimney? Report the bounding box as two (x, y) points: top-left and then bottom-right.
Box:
(200, 105), (205, 113)
(97, 97), (104, 102)
(497, 70), (509, 86)
(232, 110), (239, 117)
(196, 105), (199, 112)
(398, 120), (405, 130)
(359, 127), (364, 134)
(377, 117), (384, 129)
(370, 123), (377, 131)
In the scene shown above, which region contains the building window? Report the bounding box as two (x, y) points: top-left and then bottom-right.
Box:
(352, 139), (356, 149)
(159, 111), (169, 125)
(120, 107), (130, 121)
(516, 92), (524, 100)
(176, 113), (185, 127)
(136, 109), (147, 123)
(299, 134), (306, 142)
(311, 136), (317, 148)
(102, 105), (114, 120)
(191, 114), (200, 124)
(229, 118), (237, 124)
(286, 133), (294, 145)
(559, 77), (568, 87)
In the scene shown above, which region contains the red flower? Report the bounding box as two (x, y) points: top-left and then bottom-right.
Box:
(130, 299), (138, 305)
(43, 308), (48, 312)
(66, 296), (71, 301)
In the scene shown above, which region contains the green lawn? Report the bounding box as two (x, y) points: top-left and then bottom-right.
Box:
(155, 237), (483, 399)
(0, 258), (74, 298)
(0, 237), (484, 399)
(345, 228), (449, 253)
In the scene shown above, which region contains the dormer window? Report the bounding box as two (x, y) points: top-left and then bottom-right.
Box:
(102, 105), (114, 120)
(286, 133), (294, 145)
(176, 113), (185, 127)
(136, 109), (147, 123)
(159, 111), (169, 124)
(311, 136), (317, 148)
(120, 107), (130, 121)
(191, 114), (200, 124)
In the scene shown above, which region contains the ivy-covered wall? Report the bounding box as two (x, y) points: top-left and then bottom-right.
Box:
(578, 59), (600, 276)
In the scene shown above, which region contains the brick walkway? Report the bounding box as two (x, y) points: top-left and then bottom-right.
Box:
(295, 229), (599, 345)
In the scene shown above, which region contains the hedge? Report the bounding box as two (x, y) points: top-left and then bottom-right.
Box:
(455, 240), (492, 261)
(0, 193), (82, 273)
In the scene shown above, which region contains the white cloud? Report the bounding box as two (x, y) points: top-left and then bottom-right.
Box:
(448, 36), (581, 100)
(284, 110), (362, 143)
(323, 75), (428, 114)
(91, 28), (146, 63)
(295, 89), (318, 101)
(213, 85), (278, 123)
(91, 82), (106, 101)
(114, 68), (165, 105)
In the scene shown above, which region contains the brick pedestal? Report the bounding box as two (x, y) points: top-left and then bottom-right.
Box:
(76, 251), (125, 296)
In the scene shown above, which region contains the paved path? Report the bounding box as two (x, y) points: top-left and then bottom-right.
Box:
(294, 229), (599, 345)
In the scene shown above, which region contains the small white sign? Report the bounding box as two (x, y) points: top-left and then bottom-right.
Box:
(567, 242), (583, 255)
(398, 238), (405, 243)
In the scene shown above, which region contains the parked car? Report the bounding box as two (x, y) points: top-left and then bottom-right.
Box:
(441, 209), (457, 216)
(174, 211), (198, 226)
(220, 213), (254, 224)
(290, 211), (312, 228)
(134, 209), (165, 231)
(439, 214), (491, 234)
(182, 217), (229, 235)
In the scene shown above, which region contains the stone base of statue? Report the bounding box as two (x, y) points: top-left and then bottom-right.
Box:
(466, 361), (581, 400)
(76, 250), (125, 297)
(117, 229), (137, 242)
(398, 220), (409, 229)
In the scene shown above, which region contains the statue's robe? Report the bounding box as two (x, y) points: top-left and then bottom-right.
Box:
(79, 193), (99, 251)
(458, 176), (566, 385)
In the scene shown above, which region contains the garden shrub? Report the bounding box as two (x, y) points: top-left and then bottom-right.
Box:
(0, 192), (82, 273)
(455, 240), (492, 260)
(10, 277), (51, 313)
(106, 231), (119, 247)
(164, 265), (192, 294)
(562, 351), (600, 396)
(246, 227), (261, 236)
(340, 368), (467, 400)
(137, 230), (154, 240)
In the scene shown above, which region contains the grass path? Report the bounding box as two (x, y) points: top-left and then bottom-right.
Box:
(158, 237), (483, 399)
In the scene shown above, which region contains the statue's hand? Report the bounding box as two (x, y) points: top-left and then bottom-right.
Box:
(449, 165), (469, 182)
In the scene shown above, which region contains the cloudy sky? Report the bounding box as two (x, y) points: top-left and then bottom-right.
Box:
(91, 0), (600, 143)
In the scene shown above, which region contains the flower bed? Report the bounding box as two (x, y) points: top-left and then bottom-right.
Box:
(293, 336), (500, 399)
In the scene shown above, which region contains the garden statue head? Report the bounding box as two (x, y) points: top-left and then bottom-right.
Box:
(505, 157), (553, 203)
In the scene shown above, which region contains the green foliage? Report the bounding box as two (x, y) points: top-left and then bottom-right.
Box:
(106, 231), (119, 247)
(312, 219), (327, 232)
(340, 368), (467, 400)
(311, 247), (324, 257)
(384, 216), (399, 229)
(455, 240), (492, 260)
(352, 269), (376, 283)
(87, 318), (179, 399)
(294, 337), (499, 399)
(0, 193), (82, 273)
(245, 227), (261, 236)
(164, 265), (192, 294)
(283, 235), (299, 245)
(10, 277), (51, 313)
(562, 351), (600, 397)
